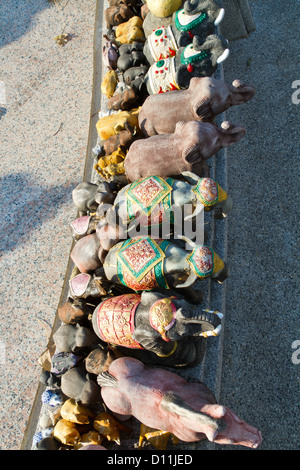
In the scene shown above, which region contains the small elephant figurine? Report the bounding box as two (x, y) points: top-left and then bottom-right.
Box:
(143, 0), (225, 64)
(138, 76), (256, 136)
(145, 33), (229, 94)
(72, 181), (115, 216)
(105, 4), (135, 31)
(124, 119), (245, 181)
(96, 107), (140, 141)
(117, 42), (149, 72)
(108, 86), (142, 111)
(114, 16), (145, 46)
(92, 291), (223, 367)
(97, 356), (263, 448)
(102, 37), (119, 70)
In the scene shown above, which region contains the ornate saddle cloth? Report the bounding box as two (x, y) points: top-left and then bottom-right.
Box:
(126, 176), (175, 227)
(187, 245), (224, 277)
(148, 25), (178, 62)
(192, 177), (228, 208)
(117, 237), (170, 291)
(95, 293), (143, 349)
(147, 56), (180, 94)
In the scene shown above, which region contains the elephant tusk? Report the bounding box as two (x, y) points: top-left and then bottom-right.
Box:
(176, 234), (197, 248)
(214, 8), (225, 26)
(200, 324), (222, 337)
(217, 48), (230, 64)
(202, 309), (223, 320)
(184, 202), (204, 221)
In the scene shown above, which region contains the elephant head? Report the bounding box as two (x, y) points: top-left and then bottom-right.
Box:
(140, 291), (223, 341)
(184, 0), (225, 22)
(174, 235), (229, 286)
(189, 76), (256, 121)
(175, 120), (246, 166)
(175, 34), (230, 89)
(182, 170), (233, 218)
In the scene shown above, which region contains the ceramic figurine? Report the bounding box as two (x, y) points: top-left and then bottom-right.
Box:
(61, 363), (102, 405)
(53, 419), (81, 446)
(138, 76), (256, 136)
(108, 86), (141, 111)
(97, 357), (263, 448)
(60, 398), (95, 425)
(58, 299), (93, 324)
(124, 120), (245, 181)
(68, 272), (109, 300)
(144, 33), (229, 94)
(35, 436), (61, 450)
(96, 107), (140, 141)
(71, 233), (102, 273)
(95, 123), (141, 159)
(102, 235), (229, 297)
(33, 428), (54, 448)
(105, 5), (135, 31)
(102, 38), (119, 70)
(94, 147), (127, 181)
(51, 352), (83, 376)
(143, 0), (225, 64)
(53, 323), (99, 354)
(92, 291), (222, 367)
(75, 431), (104, 449)
(146, 0), (183, 18)
(117, 42), (149, 72)
(114, 16), (145, 46)
(93, 411), (132, 445)
(72, 181), (115, 216)
(97, 173), (232, 251)
(41, 389), (64, 407)
(101, 69), (119, 99)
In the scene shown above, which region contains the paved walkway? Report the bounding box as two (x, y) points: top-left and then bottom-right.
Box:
(0, 0), (96, 450)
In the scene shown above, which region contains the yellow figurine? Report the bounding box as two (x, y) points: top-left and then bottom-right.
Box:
(96, 107), (140, 140)
(101, 69), (119, 99)
(115, 16), (145, 46)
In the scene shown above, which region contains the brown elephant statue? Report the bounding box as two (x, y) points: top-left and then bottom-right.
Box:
(124, 119), (246, 181)
(138, 76), (256, 136)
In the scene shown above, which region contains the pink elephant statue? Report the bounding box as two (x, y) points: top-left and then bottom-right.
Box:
(98, 357), (262, 448)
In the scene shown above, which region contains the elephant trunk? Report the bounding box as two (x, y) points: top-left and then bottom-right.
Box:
(177, 306), (223, 337)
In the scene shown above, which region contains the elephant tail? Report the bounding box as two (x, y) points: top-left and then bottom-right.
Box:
(97, 371), (118, 388)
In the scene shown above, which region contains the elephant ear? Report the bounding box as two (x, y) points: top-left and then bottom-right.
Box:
(175, 63), (193, 90)
(183, 144), (202, 164)
(193, 96), (212, 120)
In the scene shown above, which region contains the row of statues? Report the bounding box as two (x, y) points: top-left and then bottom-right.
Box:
(34, 0), (262, 451)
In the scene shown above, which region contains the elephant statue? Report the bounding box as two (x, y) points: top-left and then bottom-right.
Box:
(96, 173), (232, 252)
(117, 42), (149, 73)
(100, 235), (229, 300)
(72, 181), (115, 216)
(92, 291), (223, 367)
(102, 38), (119, 70)
(124, 119), (246, 181)
(143, 0), (225, 64)
(97, 356), (263, 448)
(138, 76), (256, 136)
(105, 5), (135, 31)
(144, 33), (229, 94)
